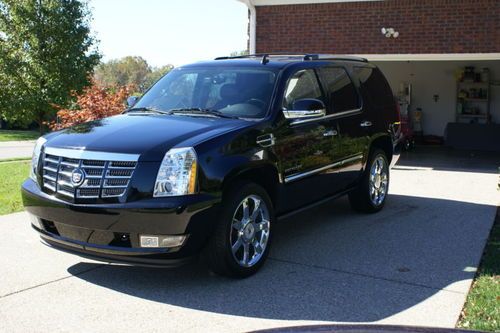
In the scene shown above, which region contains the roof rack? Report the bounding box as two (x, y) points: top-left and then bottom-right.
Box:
(214, 53), (368, 63)
(214, 53), (271, 64)
(303, 54), (368, 62)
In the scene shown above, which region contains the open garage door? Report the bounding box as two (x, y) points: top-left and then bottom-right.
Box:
(363, 54), (500, 152)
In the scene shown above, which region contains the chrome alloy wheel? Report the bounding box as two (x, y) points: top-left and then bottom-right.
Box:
(230, 195), (270, 268)
(369, 155), (388, 206)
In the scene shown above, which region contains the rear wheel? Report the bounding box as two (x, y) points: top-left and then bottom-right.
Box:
(403, 138), (415, 150)
(348, 149), (389, 213)
(205, 182), (273, 278)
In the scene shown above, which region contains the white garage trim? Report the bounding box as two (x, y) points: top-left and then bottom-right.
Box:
(357, 53), (500, 62)
(237, 0), (257, 54)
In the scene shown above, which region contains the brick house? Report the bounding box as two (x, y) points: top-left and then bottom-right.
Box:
(237, 0), (500, 150)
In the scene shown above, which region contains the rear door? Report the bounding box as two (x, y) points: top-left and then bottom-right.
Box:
(352, 65), (398, 132)
(317, 65), (368, 189)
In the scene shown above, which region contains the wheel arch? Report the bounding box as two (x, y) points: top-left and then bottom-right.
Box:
(222, 163), (280, 209)
(369, 134), (393, 164)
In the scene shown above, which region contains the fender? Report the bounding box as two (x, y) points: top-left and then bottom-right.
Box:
(365, 132), (395, 172)
(194, 123), (280, 200)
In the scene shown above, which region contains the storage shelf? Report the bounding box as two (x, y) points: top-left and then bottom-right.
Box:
(458, 114), (487, 118)
(460, 98), (489, 102)
(456, 69), (490, 123)
(458, 81), (489, 87)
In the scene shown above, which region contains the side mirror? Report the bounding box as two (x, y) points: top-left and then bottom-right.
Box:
(127, 96), (139, 108)
(283, 98), (326, 122)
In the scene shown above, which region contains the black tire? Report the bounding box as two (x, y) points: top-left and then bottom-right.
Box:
(205, 182), (274, 278)
(348, 149), (389, 213)
(409, 138), (415, 150)
(404, 139), (411, 151)
(403, 138), (415, 151)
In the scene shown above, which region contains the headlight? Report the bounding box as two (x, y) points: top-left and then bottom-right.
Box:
(153, 147), (198, 197)
(30, 137), (47, 182)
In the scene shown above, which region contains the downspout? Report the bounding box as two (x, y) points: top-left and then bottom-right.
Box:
(238, 0), (256, 54)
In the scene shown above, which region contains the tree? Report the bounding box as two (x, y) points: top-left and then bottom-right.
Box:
(230, 50), (249, 57)
(49, 82), (132, 130)
(144, 64), (174, 90)
(94, 56), (173, 93)
(0, 0), (100, 133)
(94, 56), (149, 91)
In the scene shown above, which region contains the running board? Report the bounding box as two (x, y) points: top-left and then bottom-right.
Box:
(277, 188), (353, 222)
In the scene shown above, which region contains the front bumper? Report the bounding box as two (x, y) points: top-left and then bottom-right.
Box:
(22, 179), (220, 267)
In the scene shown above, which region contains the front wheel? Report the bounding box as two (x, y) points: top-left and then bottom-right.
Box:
(348, 149), (389, 213)
(205, 182), (273, 278)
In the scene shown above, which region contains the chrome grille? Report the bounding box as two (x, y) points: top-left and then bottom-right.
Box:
(41, 148), (139, 201)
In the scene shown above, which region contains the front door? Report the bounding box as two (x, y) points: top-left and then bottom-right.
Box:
(274, 68), (343, 212)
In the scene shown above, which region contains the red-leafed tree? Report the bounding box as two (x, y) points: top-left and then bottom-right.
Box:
(49, 83), (133, 130)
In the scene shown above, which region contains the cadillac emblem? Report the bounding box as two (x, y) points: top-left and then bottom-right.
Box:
(71, 168), (85, 187)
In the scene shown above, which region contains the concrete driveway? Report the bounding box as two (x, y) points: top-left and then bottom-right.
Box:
(0, 141), (35, 159)
(0, 148), (498, 332)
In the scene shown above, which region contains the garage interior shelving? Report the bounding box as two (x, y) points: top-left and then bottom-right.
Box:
(456, 69), (491, 123)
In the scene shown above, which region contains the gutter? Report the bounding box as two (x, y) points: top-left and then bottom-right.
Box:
(237, 0), (256, 54)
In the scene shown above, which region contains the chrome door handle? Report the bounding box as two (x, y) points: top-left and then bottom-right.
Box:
(323, 129), (338, 137)
(360, 121), (372, 128)
(256, 133), (275, 147)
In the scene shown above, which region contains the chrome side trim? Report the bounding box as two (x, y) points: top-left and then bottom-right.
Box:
(284, 154), (363, 183)
(44, 147), (140, 162)
(283, 108), (326, 120)
(290, 108), (363, 126)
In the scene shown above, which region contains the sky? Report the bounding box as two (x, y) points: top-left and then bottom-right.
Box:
(89, 0), (249, 67)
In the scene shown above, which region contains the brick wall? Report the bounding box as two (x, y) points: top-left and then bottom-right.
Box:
(255, 0), (500, 54)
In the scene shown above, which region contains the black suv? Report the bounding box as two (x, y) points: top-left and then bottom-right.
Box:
(22, 54), (401, 278)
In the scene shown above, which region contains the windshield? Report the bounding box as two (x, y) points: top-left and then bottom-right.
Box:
(134, 66), (278, 119)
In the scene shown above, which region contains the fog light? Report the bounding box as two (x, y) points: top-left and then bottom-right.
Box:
(140, 234), (187, 248)
(28, 213), (43, 230)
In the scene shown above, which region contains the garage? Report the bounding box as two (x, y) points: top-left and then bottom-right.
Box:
(237, 0), (500, 151)
(371, 55), (500, 151)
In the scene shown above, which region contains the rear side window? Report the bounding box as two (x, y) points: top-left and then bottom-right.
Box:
(318, 67), (360, 114)
(283, 69), (323, 110)
(353, 66), (394, 107)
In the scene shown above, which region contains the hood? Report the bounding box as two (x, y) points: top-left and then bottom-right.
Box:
(45, 113), (250, 161)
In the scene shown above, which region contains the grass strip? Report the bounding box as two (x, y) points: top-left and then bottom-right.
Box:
(0, 130), (39, 142)
(458, 208), (500, 332)
(0, 160), (30, 215)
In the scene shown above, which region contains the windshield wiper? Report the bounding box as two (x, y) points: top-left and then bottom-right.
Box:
(168, 108), (238, 119)
(123, 107), (169, 114)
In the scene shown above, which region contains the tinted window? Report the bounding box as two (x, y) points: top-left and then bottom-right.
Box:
(353, 66), (394, 107)
(135, 67), (277, 118)
(319, 67), (360, 114)
(283, 69), (323, 110)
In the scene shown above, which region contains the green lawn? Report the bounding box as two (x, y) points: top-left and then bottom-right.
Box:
(0, 129), (40, 142)
(458, 209), (500, 332)
(0, 160), (30, 215)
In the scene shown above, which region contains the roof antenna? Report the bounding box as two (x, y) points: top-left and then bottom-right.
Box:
(261, 54), (269, 65)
